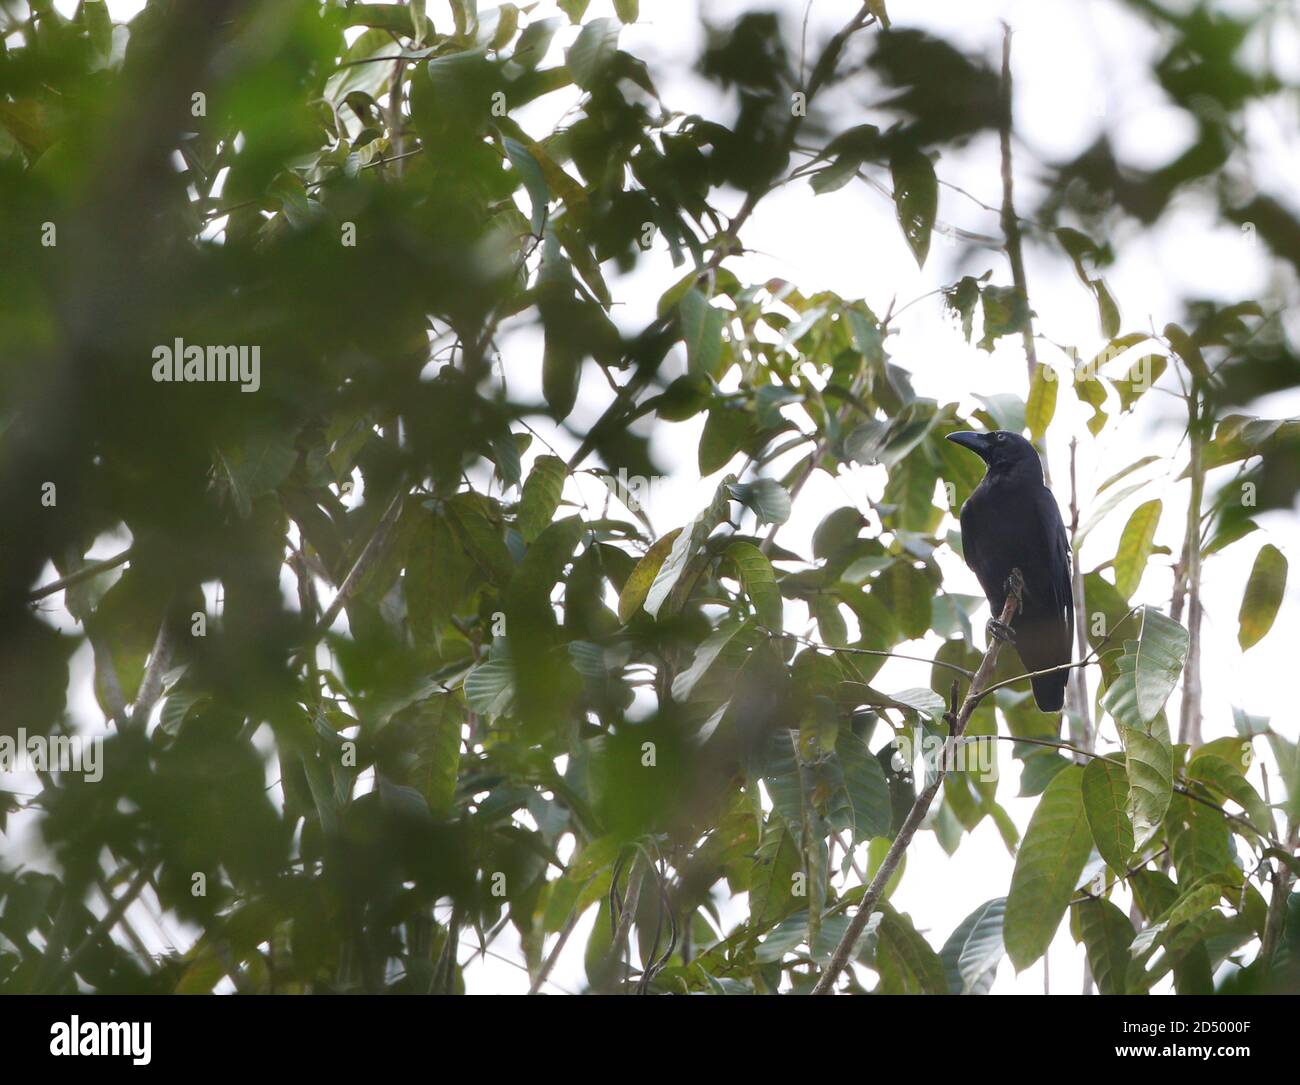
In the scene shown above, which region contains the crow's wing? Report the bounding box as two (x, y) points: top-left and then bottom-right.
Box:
(1035, 485), (1073, 631)
(958, 490), (1007, 616)
(1019, 487), (1074, 710)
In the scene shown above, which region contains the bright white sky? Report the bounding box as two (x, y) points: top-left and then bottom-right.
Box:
(13, 0), (1297, 995)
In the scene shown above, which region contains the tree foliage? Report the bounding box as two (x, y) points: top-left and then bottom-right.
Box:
(0, 0), (1296, 995)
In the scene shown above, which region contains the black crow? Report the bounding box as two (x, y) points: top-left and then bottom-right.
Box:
(945, 430), (1073, 712)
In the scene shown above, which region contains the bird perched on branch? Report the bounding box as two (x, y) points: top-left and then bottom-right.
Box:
(945, 430), (1073, 712)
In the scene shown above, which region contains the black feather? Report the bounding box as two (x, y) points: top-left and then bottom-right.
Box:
(947, 430), (1074, 712)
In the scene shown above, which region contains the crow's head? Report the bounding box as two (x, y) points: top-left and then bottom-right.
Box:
(945, 430), (1042, 476)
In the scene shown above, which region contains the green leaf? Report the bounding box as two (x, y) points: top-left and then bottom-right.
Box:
(671, 618), (747, 702)
(567, 17), (619, 90)
(84, 0), (113, 61)
(749, 820), (802, 928)
(464, 658), (515, 719)
(876, 903), (948, 994)
(216, 431), (298, 518)
(728, 478), (790, 525)
(888, 687), (947, 721)
(446, 493), (515, 586)
(971, 392), (1025, 435)
(514, 17), (562, 69)
(1156, 879), (1229, 931)
(517, 455), (567, 542)
(810, 154), (862, 194)
(1113, 499), (1161, 599)
(725, 542), (782, 628)
(1113, 354), (1167, 413)
(761, 730), (804, 834)
(1102, 649), (1174, 847)
(1096, 455), (1161, 495)
(1072, 367), (1109, 434)
(407, 513), (471, 648)
(644, 481), (732, 618)
(481, 4), (520, 48)
(698, 406), (751, 475)
(502, 136), (550, 233)
(976, 288), (1030, 353)
(940, 897), (1006, 995)
(1004, 765), (1092, 971)
(1074, 898), (1136, 994)
(889, 147), (937, 268)
(846, 306), (885, 367)
(1133, 606), (1189, 724)
(542, 350), (579, 419)
(836, 730), (891, 842)
(1025, 364), (1058, 442)
(617, 528), (681, 623)
(871, 561), (932, 640)
(325, 29), (403, 104)
(1075, 481), (1148, 549)
(613, 0), (639, 22)
(1082, 757), (1134, 875)
(943, 277), (982, 345)
(680, 288), (726, 380)
(411, 697), (462, 817)
(557, 0), (590, 24)
(1166, 794), (1234, 886)
(1091, 278), (1121, 338)
(1238, 543), (1287, 650)
(881, 451), (940, 533)
(1187, 754), (1270, 836)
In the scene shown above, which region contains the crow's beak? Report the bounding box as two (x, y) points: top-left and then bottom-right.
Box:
(945, 431), (991, 459)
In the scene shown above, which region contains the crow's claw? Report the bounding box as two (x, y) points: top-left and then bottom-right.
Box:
(986, 618), (1015, 644)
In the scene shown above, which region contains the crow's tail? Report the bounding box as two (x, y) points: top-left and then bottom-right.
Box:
(1014, 610), (1072, 713)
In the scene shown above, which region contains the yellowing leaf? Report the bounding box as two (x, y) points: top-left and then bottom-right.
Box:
(1238, 543), (1287, 650)
(1113, 498), (1161, 599)
(617, 528), (681, 623)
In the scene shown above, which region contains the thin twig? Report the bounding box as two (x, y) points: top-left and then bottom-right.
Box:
(1069, 846), (1170, 906)
(607, 853), (648, 993)
(998, 23), (1039, 383)
(39, 865), (155, 993)
(529, 906), (583, 996)
(770, 630), (976, 678)
(311, 483), (406, 638)
(27, 547), (132, 602)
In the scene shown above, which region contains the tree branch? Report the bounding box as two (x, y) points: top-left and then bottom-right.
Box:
(998, 24), (1040, 382)
(768, 629), (976, 679)
(310, 482), (406, 640)
(27, 547), (132, 602)
(1177, 392), (1206, 747)
(809, 572), (1025, 994)
(1066, 438), (1093, 754)
(38, 864), (154, 994)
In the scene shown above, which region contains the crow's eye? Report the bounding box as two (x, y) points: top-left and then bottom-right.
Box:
(995, 433), (1006, 442)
